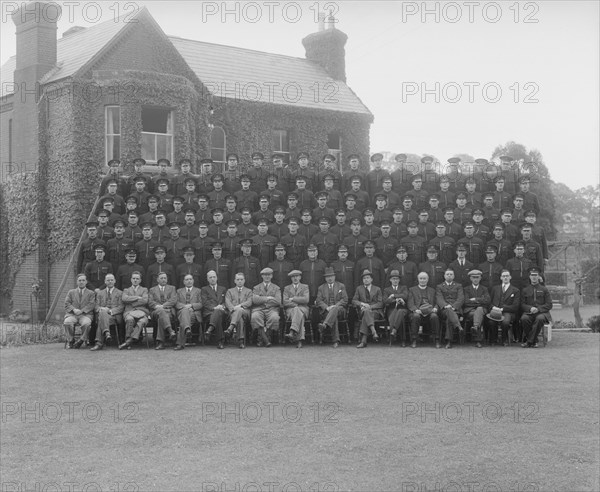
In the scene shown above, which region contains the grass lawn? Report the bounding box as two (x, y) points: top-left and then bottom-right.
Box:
(1, 332), (598, 492)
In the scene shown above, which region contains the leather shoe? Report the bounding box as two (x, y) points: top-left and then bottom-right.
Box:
(332, 342), (339, 349)
(318, 323), (325, 335)
(168, 331), (177, 342)
(90, 343), (103, 351)
(521, 342), (529, 348)
(411, 341), (417, 348)
(476, 342), (482, 348)
(205, 326), (214, 336)
(66, 339), (75, 349)
(265, 342), (272, 348)
(118, 341), (131, 350)
(435, 342), (441, 349)
(217, 342), (224, 349)
(155, 342), (165, 350)
(356, 342), (367, 349)
(390, 329), (397, 338)
(225, 326), (234, 337)
(285, 331), (296, 341)
(445, 342), (452, 349)
(239, 341), (245, 349)
(530, 343), (539, 348)
(174, 345), (185, 351)
(73, 339), (84, 349)
(104, 334), (113, 345)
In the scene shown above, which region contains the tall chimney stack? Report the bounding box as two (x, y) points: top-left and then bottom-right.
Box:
(11, 0), (61, 170)
(302, 11), (348, 82)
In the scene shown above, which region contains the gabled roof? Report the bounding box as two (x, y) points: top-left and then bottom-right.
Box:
(1, 12), (130, 97)
(169, 36), (372, 116)
(1, 9), (372, 117)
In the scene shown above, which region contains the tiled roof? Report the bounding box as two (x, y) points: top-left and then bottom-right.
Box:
(1, 14), (129, 97)
(1, 9), (372, 116)
(169, 36), (372, 116)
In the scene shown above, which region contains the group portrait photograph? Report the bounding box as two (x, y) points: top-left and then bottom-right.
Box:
(0, 1), (598, 491)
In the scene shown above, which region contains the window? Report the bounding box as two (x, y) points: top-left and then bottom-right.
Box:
(273, 129), (290, 164)
(210, 126), (226, 165)
(105, 106), (120, 163)
(141, 107), (173, 164)
(327, 132), (342, 167)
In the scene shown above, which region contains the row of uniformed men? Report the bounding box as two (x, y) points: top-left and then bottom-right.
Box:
(100, 153), (530, 202)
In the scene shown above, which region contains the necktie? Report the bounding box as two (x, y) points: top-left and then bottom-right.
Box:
(108, 289), (112, 304)
(503, 284), (507, 293)
(238, 288), (242, 303)
(186, 288), (191, 303)
(78, 289), (83, 302)
(160, 287), (165, 303)
(365, 287), (370, 302)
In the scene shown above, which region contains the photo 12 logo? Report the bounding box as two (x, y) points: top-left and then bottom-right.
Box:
(400, 1), (540, 24)
(401, 82), (539, 104)
(1, 1), (141, 24)
(199, 1), (340, 24)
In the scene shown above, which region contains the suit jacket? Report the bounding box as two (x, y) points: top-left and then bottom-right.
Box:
(407, 285), (437, 312)
(352, 285), (383, 314)
(200, 285), (227, 317)
(95, 287), (124, 316)
(148, 285), (177, 311)
(283, 282), (310, 306)
(252, 282), (282, 311)
(64, 288), (96, 315)
(436, 282), (464, 312)
(225, 286), (254, 311)
(316, 281), (348, 312)
(383, 285), (409, 314)
(175, 286), (203, 312)
(463, 284), (491, 310)
(283, 282), (311, 314)
(121, 285), (150, 315)
(490, 284), (520, 314)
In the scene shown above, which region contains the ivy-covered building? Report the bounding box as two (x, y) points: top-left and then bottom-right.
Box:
(0, 2), (372, 318)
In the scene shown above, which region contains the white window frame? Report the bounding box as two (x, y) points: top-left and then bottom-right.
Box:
(141, 108), (174, 165)
(105, 106), (121, 163)
(273, 129), (290, 164)
(327, 132), (342, 170)
(210, 126), (226, 166)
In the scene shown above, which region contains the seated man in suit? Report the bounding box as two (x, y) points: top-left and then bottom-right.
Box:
(486, 269), (520, 346)
(463, 269), (491, 348)
(91, 273), (124, 351)
(436, 268), (465, 349)
(174, 274), (203, 351)
(408, 272), (440, 348)
(383, 269), (409, 346)
(225, 272), (254, 349)
(64, 273), (96, 349)
(119, 271), (150, 350)
(520, 267), (552, 348)
(352, 269), (384, 349)
(202, 269), (228, 349)
(315, 267), (348, 349)
(148, 272), (177, 350)
(251, 267), (282, 347)
(283, 270), (311, 348)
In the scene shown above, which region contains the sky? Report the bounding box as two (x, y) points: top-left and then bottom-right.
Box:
(1, 0), (598, 190)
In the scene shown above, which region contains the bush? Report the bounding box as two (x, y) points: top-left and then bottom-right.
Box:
(586, 315), (600, 333)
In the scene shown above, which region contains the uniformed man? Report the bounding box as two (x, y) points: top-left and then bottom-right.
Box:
(463, 269), (490, 348)
(299, 243), (327, 302)
(520, 267), (552, 348)
(478, 244), (504, 291)
(135, 222), (160, 271)
(232, 239), (261, 289)
(204, 242), (232, 289)
(248, 152), (269, 193)
(418, 245), (446, 288)
(77, 221), (106, 274)
(366, 153), (390, 198)
(268, 243), (294, 298)
(176, 246), (203, 288)
(84, 244), (113, 291)
(116, 248), (143, 291)
(145, 246), (175, 288)
(280, 217), (307, 269)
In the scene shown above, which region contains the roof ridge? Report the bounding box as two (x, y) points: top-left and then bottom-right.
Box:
(168, 35), (307, 62)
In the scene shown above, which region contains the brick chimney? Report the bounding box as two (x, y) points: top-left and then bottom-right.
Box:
(11, 0), (61, 170)
(302, 12), (348, 82)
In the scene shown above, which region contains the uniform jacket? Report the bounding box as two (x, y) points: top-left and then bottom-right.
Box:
(95, 287), (124, 316)
(489, 284), (520, 314)
(175, 286), (203, 312)
(435, 282), (464, 312)
(316, 281), (348, 312)
(121, 285), (150, 315)
(64, 287), (96, 315)
(521, 284), (552, 314)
